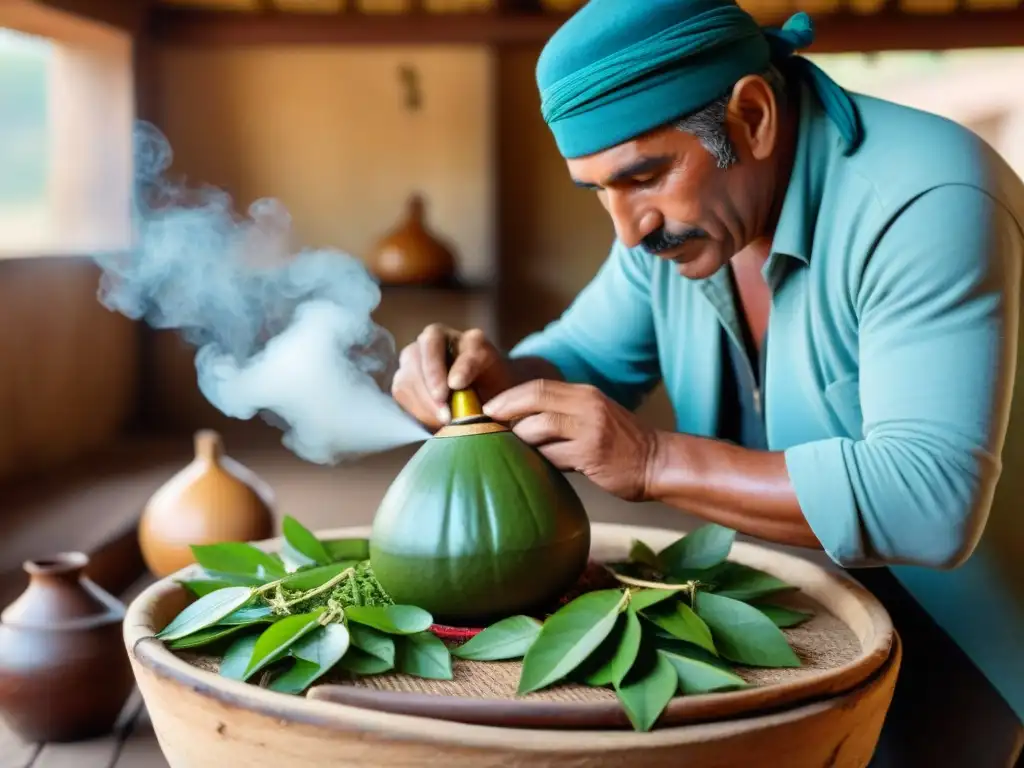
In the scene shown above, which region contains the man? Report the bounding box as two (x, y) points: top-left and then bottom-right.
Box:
(391, 1), (1024, 763)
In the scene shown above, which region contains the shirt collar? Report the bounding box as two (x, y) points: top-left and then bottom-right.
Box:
(767, 82), (835, 269)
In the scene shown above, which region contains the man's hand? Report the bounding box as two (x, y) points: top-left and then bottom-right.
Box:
(390, 324), (518, 429)
(483, 380), (658, 502)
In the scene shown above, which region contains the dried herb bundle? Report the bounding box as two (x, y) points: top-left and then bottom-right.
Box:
(156, 517), (811, 730)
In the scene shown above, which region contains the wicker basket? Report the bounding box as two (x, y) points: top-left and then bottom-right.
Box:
(124, 523), (900, 767)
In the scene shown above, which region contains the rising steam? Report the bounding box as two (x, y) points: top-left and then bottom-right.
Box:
(93, 122), (430, 463)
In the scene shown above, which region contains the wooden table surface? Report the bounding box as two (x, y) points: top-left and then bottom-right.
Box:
(1, 693), (168, 768)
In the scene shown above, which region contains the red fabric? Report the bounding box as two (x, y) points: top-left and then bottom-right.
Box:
(430, 624), (482, 640)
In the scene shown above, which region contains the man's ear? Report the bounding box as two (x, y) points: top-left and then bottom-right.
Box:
(726, 74), (779, 162)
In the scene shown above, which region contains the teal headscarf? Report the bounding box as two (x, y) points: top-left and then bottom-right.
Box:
(536, 0), (862, 159)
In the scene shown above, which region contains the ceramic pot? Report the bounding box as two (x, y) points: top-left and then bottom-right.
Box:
(124, 523), (901, 768)
(138, 430), (275, 578)
(0, 552), (135, 742)
(367, 194), (457, 286)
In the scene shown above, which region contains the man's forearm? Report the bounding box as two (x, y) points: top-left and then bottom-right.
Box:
(645, 431), (823, 549)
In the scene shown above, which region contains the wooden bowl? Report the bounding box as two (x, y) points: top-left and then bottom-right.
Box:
(124, 523), (901, 768)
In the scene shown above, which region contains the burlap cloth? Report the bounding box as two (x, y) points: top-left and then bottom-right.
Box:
(178, 566), (860, 703)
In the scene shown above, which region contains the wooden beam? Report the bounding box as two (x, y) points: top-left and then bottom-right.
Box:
(810, 8), (1024, 52)
(147, 7), (568, 46)
(147, 6), (1024, 50)
(40, 0), (150, 34)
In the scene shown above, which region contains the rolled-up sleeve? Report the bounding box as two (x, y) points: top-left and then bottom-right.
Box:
(510, 240), (662, 411)
(785, 184), (1023, 569)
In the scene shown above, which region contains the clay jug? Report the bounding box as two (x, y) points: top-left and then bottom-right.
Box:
(138, 430), (275, 578)
(366, 194), (457, 286)
(0, 552), (135, 742)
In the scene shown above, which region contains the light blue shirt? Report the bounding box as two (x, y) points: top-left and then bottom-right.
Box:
(511, 83), (1024, 718)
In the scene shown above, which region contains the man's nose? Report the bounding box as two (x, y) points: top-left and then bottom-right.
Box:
(605, 192), (659, 249)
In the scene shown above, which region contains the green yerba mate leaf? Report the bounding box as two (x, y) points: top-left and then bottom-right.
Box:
(344, 604), (432, 635)
(267, 623), (350, 694)
(577, 612), (627, 686)
(280, 542), (317, 573)
(580, 608), (643, 688)
(292, 623), (350, 666)
(614, 642), (678, 732)
(628, 588), (679, 613)
(220, 633), (260, 680)
(347, 623), (395, 665)
(711, 563), (794, 602)
(220, 605), (275, 625)
(340, 647), (394, 675)
(243, 609), (327, 680)
(177, 579), (238, 597)
(395, 631), (452, 680)
(518, 589), (627, 695)
(664, 562), (731, 585)
(322, 538), (370, 562)
(610, 607), (643, 687)
(755, 604), (812, 628)
(190, 542), (287, 581)
(450, 615), (542, 661)
(658, 649), (749, 695)
(167, 623), (249, 650)
(652, 636), (736, 672)
(628, 539), (661, 570)
(696, 592), (801, 668)
(198, 570), (267, 588)
(657, 524), (736, 573)
(156, 587), (254, 642)
(640, 600), (716, 655)
(282, 515), (332, 566)
(268, 659), (321, 695)
(278, 562), (355, 592)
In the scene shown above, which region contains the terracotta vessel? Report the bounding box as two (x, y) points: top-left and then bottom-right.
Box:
(124, 523), (901, 768)
(0, 552), (135, 742)
(367, 194), (457, 286)
(138, 430), (275, 578)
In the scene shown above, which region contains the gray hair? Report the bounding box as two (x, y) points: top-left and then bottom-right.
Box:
(674, 66), (788, 169)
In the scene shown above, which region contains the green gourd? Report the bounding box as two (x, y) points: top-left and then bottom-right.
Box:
(369, 388), (591, 625)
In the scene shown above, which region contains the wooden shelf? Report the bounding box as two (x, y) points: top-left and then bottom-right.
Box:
(146, 6), (1024, 50)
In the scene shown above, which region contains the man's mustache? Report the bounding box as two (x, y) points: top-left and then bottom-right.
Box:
(642, 226), (708, 256)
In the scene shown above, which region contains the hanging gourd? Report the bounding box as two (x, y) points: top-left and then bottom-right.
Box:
(369, 387), (591, 625)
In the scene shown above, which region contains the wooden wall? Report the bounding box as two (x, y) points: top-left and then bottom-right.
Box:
(137, 40), (676, 433)
(0, 258), (139, 483)
(150, 44), (497, 285)
(0, 11), (673, 477)
(0, 1), (142, 485)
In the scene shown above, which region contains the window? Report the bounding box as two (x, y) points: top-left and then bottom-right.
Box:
(0, 3), (134, 257)
(0, 28), (52, 252)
